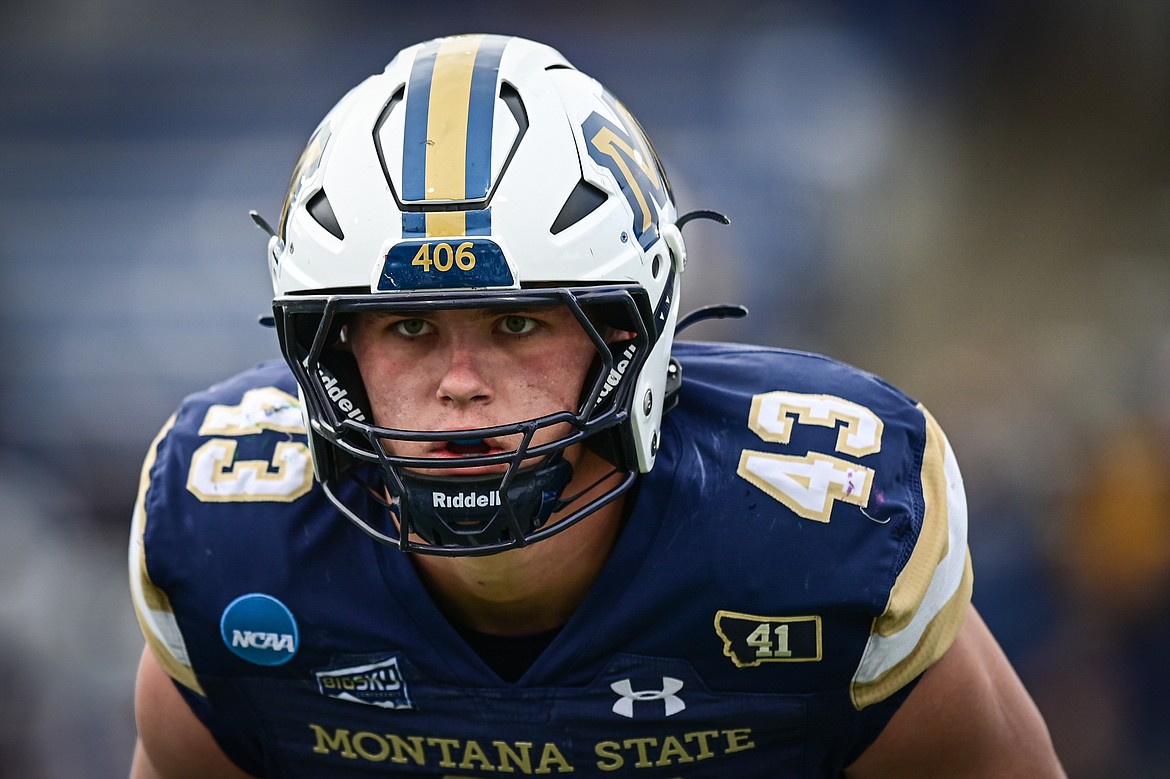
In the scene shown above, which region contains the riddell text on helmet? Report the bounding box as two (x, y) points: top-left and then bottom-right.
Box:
(432, 491), (501, 509)
(319, 370), (367, 422)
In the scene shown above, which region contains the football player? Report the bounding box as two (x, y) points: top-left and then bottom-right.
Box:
(129, 34), (1063, 778)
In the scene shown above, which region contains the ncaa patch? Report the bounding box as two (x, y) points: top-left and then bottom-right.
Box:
(220, 593), (299, 666)
(315, 655), (414, 710)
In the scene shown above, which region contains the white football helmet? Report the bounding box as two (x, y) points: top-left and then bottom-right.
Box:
(269, 34), (688, 555)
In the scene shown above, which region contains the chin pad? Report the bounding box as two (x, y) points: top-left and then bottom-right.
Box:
(395, 456), (573, 548)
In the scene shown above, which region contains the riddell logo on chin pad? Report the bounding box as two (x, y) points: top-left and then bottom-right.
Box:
(433, 490), (501, 509)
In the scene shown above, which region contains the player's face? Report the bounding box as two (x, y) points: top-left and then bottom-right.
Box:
(347, 305), (598, 474)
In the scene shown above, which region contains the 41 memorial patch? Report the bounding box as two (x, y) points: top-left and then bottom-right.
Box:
(714, 611), (822, 668)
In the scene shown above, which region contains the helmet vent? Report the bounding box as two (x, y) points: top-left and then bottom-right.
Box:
(307, 189), (344, 240)
(550, 179), (607, 235)
(499, 82), (529, 136)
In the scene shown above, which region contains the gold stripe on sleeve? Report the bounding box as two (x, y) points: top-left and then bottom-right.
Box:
(852, 551), (973, 709)
(850, 405), (972, 709)
(129, 413), (205, 695)
(875, 406), (951, 637)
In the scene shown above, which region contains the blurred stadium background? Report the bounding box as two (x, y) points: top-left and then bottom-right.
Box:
(2, 0), (1168, 775)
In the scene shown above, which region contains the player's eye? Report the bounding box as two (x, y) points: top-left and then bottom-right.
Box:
(499, 315), (538, 335)
(393, 318), (432, 337)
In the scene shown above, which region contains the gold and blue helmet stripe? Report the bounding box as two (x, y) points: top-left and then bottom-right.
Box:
(400, 34), (508, 239)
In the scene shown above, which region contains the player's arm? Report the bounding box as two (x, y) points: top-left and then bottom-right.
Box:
(131, 645), (258, 779)
(844, 607), (1063, 778)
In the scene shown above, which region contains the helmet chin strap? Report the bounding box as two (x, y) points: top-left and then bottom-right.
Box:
(394, 456), (574, 551)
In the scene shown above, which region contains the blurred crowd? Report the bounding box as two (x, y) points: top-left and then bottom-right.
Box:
(1, 0), (1167, 776)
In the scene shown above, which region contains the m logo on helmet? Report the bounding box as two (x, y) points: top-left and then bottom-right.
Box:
(583, 93), (671, 251)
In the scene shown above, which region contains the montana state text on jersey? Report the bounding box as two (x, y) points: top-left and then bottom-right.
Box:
(131, 341), (971, 777)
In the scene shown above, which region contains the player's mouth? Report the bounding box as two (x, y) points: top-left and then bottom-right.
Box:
(400, 424), (570, 475)
(417, 436), (511, 476)
(444, 438), (493, 456)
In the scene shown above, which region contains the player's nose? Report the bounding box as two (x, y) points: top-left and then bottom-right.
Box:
(435, 336), (493, 406)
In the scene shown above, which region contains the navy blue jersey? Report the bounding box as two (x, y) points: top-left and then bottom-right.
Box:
(130, 341), (972, 777)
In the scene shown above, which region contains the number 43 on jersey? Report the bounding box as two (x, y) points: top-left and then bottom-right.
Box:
(736, 391), (883, 523)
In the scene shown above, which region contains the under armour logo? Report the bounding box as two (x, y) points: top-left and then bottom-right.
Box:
(610, 677), (686, 718)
